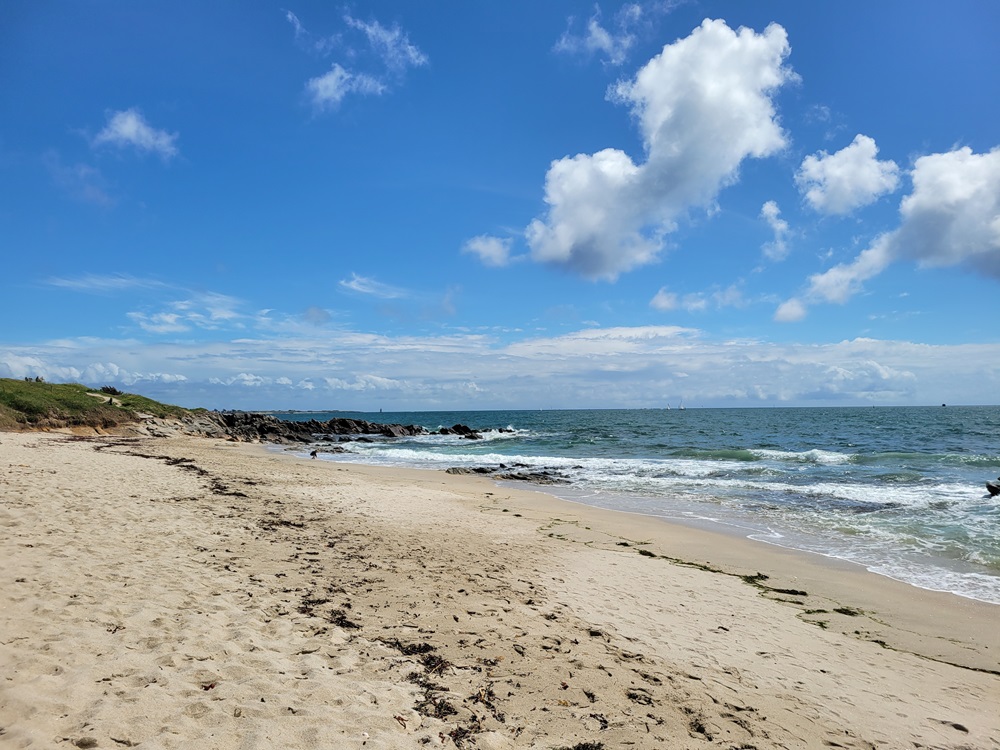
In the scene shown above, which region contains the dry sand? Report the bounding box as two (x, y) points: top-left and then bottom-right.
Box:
(1, 431), (998, 749)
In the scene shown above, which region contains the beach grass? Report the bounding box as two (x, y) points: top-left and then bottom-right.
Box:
(0, 377), (193, 430)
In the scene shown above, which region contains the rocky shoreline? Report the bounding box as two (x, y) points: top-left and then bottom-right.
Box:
(127, 410), (565, 485)
(138, 410), (490, 444)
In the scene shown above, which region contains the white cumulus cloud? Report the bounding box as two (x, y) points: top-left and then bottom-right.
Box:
(92, 108), (178, 160)
(79, 362), (188, 386)
(795, 134), (900, 215)
(526, 18), (795, 281)
(779, 145), (1000, 319)
(462, 235), (514, 267)
(894, 146), (1000, 276)
(760, 200), (790, 260)
(209, 372), (267, 387)
(323, 374), (405, 391)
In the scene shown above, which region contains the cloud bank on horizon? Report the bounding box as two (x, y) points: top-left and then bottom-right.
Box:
(2, 2), (998, 409)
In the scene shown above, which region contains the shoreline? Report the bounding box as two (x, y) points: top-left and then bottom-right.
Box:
(538, 482), (1000, 608)
(514, 484), (1000, 669)
(443, 466), (1000, 673)
(2, 431), (998, 748)
(292, 440), (1000, 610)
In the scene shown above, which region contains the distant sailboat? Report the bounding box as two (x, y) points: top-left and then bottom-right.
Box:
(678, 400), (686, 410)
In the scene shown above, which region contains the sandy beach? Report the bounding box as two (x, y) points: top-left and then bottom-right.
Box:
(2, 431), (998, 749)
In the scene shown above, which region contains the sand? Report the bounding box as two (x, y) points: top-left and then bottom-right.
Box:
(1, 430), (998, 749)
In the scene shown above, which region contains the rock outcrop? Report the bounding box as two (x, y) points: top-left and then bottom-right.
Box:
(194, 412), (429, 443)
(445, 464), (570, 485)
(150, 411), (487, 444)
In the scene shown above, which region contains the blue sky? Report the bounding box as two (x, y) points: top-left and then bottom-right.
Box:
(2, 1), (999, 410)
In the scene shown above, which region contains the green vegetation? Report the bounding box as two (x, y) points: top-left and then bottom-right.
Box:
(0, 378), (193, 431)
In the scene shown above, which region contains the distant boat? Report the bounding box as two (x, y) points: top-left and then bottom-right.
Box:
(678, 400), (686, 410)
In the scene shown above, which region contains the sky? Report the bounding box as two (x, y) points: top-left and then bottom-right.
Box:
(2, 1), (999, 411)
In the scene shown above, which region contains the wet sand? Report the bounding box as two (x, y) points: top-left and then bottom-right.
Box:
(2, 431), (998, 748)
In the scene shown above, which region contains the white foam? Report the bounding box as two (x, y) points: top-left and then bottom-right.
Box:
(752, 448), (852, 464)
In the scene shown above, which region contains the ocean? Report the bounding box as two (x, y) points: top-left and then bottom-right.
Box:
(273, 406), (1000, 605)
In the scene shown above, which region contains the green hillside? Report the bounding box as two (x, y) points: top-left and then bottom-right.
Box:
(0, 378), (194, 431)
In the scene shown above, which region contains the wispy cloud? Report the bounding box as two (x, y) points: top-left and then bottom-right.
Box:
(43, 152), (114, 207)
(173, 292), (244, 323)
(338, 273), (410, 299)
(555, 6), (636, 66)
(46, 273), (167, 293)
(306, 64), (386, 110)
(284, 10), (341, 56)
(343, 15), (428, 72)
(92, 108), (178, 160)
(554, 2), (671, 66)
(47, 276), (249, 332)
(125, 292), (247, 334)
(125, 311), (189, 334)
(289, 10), (427, 112)
(301, 306), (332, 325)
(285, 9), (306, 39)
(650, 284), (748, 313)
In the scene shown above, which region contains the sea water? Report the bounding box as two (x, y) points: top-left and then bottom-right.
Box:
(274, 406), (1000, 605)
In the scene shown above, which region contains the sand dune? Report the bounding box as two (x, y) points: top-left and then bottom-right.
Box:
(2, 431), (997, 748)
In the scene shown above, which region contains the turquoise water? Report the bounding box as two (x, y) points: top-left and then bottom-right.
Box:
(275, 406), (1000, 604)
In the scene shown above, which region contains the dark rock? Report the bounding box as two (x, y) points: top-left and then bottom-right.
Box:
(436, 423), (483, 439)
(382, 424), (413, 438)
(193, 412), (428, 444)
(445, 465), (569, 485)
